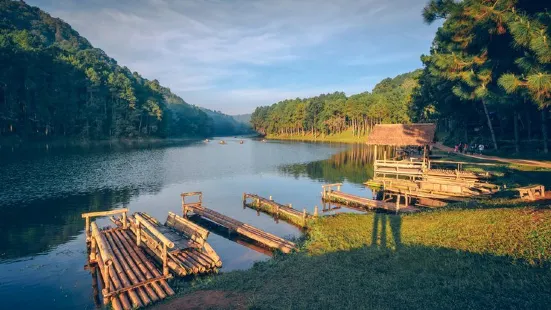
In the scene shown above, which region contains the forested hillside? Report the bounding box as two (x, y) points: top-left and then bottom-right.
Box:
(250, 70), (420, 137)
(201, 109), (253, 136)
(0, 0), (223, 141)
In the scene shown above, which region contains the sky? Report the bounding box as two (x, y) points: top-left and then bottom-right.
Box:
(28, 0), (440, 115)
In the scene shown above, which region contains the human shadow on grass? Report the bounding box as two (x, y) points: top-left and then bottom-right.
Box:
(210, 244), (551, 310)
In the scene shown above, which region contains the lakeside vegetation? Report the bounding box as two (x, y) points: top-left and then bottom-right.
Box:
(0, 1), (250, 143)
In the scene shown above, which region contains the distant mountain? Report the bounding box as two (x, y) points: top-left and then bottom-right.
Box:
(200, 109), (253, 136)
(231, 114), (251, 125)
(0, 0), (214, 140)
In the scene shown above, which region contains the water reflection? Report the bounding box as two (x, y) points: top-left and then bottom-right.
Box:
(279, 144), (396, 185)
(0, 187), (158, 261)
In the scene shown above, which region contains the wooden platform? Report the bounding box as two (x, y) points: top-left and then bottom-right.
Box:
(182, 192), (297, 253)
(243, 193), (313, 227)
(516, 185), (545, 201)
(82, 209), (175, 310)
(321, 184), (420, 213)
(112, 212), (222, 277)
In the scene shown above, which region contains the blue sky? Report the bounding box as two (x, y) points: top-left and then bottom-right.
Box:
(28, 0), (440, 114)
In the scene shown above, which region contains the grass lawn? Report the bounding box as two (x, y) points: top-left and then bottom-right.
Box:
(166, 200), (551, 309)
(266, 129), (367, 144)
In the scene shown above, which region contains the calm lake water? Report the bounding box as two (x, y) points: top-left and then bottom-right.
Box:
(0, 138), (377, 309)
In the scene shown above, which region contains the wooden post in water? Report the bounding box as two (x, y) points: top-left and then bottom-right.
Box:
(314, 206), (319, 217)
(269, 196), (273, 201)
(122, 212), (127, 229)
(302, 209), (307, 226)
(289, 203), (293, 209)
(85, 216), (91, 241)
(90, 237), (97, 262)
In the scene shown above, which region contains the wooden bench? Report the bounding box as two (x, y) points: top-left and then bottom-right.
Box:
(517, 185), (545, 200)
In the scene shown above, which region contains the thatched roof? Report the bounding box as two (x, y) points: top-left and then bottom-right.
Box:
(366, 123), (436, 146)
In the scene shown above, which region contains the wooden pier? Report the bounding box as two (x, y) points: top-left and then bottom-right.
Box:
(182, 192), (297, 254)
(242, 193), (314, 227)
(82, 209), (175, 310)
(321, 184), (420, 213)
(111, 211), (222, 277)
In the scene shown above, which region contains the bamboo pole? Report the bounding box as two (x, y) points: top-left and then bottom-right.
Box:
(118, 231), (174, 296)
(104, 233), (144, 308)
(112, 230), (167, 299)
(105, 232), (152, 305)
(108, 231), (159, 302)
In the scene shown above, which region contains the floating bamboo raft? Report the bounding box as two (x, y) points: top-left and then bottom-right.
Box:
(322, 184), (420, 213)
(242, 193), (315, 227)
(82, 209), (175, 310)
(111, 212), (221, 277)
(182, 192), (297, 253)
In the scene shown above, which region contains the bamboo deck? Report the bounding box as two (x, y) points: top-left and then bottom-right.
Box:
(82, 209), (174, 310)
(112, 212), (222, 277)
(242, 193), (313, 227)
(182, 192), (297, 253)
(322, 184), (420, 213)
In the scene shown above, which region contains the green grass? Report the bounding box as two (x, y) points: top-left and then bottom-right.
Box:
(167, 200), (551, 309)
(266, 128), (367, 144)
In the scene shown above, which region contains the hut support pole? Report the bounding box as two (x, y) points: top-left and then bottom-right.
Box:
(373, 145), (378, 163)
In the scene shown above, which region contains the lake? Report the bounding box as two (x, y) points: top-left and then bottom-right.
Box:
(0, 137), (377, 309)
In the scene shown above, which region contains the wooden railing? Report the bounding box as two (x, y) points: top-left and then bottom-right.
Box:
(134, 213), (175, 276)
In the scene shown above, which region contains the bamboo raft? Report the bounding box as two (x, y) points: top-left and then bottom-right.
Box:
(111, 211), (222, 277)
(242, 193), (315, 227)
(82, 209), (175, 310)
(322, 184), (420, 213)
(182, 192), (297, 253)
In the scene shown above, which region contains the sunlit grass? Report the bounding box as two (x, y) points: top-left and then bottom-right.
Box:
(266, 128), (367, 144)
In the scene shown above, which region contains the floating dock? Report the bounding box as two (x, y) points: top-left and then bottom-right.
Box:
(182, 192), (297, 253)
(321, 184), (420, 213)
(111, 212), (221, 277)
(242, 193), (314, 227)
(82, 209), (175, 310)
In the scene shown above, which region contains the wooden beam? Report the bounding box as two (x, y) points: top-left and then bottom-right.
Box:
(82, 208), (129, 219)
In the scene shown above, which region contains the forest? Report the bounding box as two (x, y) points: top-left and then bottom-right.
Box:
(251, 0), (551, 154)
(250, 71), (419, 138)
(0, 0), (249, 142)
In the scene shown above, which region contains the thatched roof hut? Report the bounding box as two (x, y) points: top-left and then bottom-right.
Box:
(366, 123), (436, 146)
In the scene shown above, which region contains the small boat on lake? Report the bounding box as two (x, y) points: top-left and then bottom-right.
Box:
(239, 140), (244, 144)
(219, 140), (226, 144)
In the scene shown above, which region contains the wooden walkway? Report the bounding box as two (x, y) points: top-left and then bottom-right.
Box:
(242, 193), (313, 227)
(112, 212), (222, 277)
(322, 184), (420, 213)
(182, 192), (297, 253)
(82, 209), (175, 310)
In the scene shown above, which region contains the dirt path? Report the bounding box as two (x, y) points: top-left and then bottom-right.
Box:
(434, 143), (551, 169)
(155, 290), (249, 310)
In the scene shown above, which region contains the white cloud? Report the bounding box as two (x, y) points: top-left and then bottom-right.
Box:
(28, 0), (436, 113)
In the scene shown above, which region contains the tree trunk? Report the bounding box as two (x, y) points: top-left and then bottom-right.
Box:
(542, 108), (548, 154)
(526, 110), (532, 140)
(482, 100), (498, 150)
(514, 111), (519, 153)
